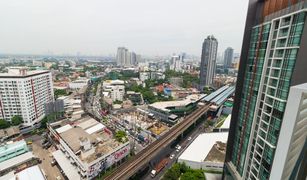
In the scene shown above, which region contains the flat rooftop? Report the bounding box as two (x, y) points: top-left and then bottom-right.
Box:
(0, 126), (20, 139)
(16, 165), (46, 180)
(178, 132), (228, 163)
(0, 70), (49, 78)
(150, 94), (206, 112)
(52, 116), (125, 163)
(220, 115), (231, 129)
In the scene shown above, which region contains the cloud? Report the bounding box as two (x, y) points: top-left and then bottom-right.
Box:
(0, 0), (248, 56)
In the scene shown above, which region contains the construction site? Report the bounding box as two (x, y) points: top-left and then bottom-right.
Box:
(112, 108), (170, 138)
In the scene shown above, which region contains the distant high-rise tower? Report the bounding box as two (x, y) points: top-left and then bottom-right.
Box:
(224, 1), (307, 180)
(130, 52), (137, 66)
(116, 47), (128, 66)
(116, 47), (138, 66)
(223, 47), (234, 68)
(199, 35), (218, 89)
(171, 55), (182, 72)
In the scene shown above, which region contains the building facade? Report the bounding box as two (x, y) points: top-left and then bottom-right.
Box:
(116, 47), (129, 66)
(269, 83), (307, 180)
(116, 47), (139, 67)
(0, 68), (54, 127)
(224, 47), (234, 68)
(103, 80), (125, 102)
(224, 1), (307, 179)
(199, 35), (218, 90)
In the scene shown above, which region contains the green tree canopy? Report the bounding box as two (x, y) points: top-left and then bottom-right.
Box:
(181, 169), (206, 180)
(11, 115), (23, 126)
(162, 163), (205, 180)
(54, 89), (67, 98)
(115, 130), (128, 143)
(0, 119), (10, 129)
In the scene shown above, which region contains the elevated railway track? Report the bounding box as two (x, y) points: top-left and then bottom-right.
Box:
(105, 102), (212, 180)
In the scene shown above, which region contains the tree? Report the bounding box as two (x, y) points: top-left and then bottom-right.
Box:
(40, 117), (48, 129)
(180, 162), (189, 173)
(115, 130), (128, 143)
(0, 119), (10, 129)
(11, 115), (23, 126)
(113, 100), (123, 104)
(162, 163), (182, 180)
(203, 86), (212, 95)
(54, 89), (67, 98)
(181, 170), (206, 180)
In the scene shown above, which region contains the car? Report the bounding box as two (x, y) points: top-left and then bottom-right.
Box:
(176, 146), (182, 152)
(51, 159), (57, 166)
(170, 154), (175, 159)
(188, 137), (192, 141)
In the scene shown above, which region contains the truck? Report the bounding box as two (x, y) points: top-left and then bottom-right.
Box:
(150, 158), (169, 177)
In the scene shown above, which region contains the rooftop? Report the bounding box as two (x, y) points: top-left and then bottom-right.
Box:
(103, 79), (125, 86)
(0, 126), (20, 139)
(52, 116), (125, 163)
(150, 94), (205, 112)
(16, 165), (45, 180)
(0, 140), (28, 156)
(220, 115), (231, 129)
(204, 141), (227, 163)
(0, 69), (50, 78)
(0, 152), (35, 171)
(178, 132), (228, 163)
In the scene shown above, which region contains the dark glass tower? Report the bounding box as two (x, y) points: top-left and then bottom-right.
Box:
(224, 0), (307, 179)
(224, 47), (234, 69)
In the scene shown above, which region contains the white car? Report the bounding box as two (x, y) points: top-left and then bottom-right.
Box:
(170, 154), (175, 159)
(176, 146), (181, 152)
(188, 137), (192, 141)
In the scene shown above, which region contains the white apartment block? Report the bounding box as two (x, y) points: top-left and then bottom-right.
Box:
(102, 80), (125, 102)
(0, 68), (54, 127)
(270, 83), (307, 180)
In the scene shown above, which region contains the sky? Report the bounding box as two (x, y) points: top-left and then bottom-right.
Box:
(0, 0), (248, 57)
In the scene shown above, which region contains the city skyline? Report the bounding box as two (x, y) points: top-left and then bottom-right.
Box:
(0, 0), (247, 56)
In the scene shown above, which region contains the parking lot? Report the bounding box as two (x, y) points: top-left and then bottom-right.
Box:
(28, 135), (64, 180)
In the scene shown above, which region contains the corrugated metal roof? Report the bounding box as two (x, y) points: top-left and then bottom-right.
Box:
(56, 124), (72, 134)
(52, 150), (80, 180)
(203, 85), (229, 102)
(0, 152), (35, 171)
(85, 123), (105, 134)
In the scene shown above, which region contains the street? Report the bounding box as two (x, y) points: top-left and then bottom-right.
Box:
(28, 135), (64, 180)
(142, 119), (206, 180)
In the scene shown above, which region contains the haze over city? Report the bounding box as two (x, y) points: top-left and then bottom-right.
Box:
(0, 1), (306, 180)
(0, 0), (248, 56)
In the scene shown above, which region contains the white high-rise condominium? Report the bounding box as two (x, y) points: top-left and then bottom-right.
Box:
(199, 35), (218, 89)
(116, 47), (138, 66)
(0, 68), (54, 127)
(116, 47), (128, 66)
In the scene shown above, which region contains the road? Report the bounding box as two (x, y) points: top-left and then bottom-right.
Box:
(143, 117), (206, 180)
(104, 103), (212, 180)
(29, 135), (64, 180)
